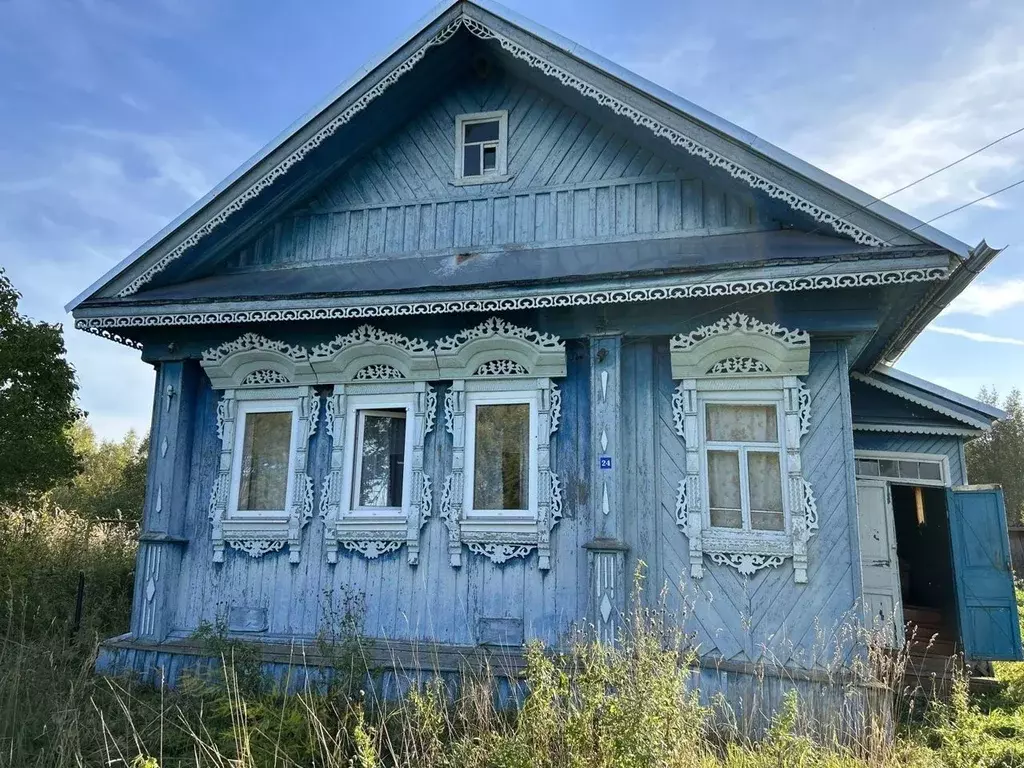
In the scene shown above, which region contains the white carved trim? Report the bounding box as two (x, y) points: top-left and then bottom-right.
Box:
(851, 372), (991, 429)
(475, 359), (529, 376)
(310, 325), (437, 383)
(708, 356), (771, 375)
(435, 316), (566, 379)
(78, 266), (949, 349)
(321, 382), (436, 565)
(707, 552), (785, 576)
(671, 316), (817, 583)
(201, 333), (317, 389)
(852, 422), (983, 437)
(114, 12), (887, 297)
(440, 357), (564, 570)
(670, 313), (810, 379)
(207, 387), (319, 563)
(592, 550), (620, 645)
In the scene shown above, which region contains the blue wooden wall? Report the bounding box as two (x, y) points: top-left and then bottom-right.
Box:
(222, 72), (772, 271)
(636, 340), (860, 667)
(171, 340), (591, 646)
(159, 332), (862, 669)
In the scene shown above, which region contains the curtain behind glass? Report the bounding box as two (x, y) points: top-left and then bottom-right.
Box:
(238, 411), (293, 511)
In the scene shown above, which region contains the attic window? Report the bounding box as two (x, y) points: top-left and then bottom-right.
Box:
(455, 111), (508, 183)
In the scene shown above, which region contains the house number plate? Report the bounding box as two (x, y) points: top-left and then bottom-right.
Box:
(600, 456), (613, 470)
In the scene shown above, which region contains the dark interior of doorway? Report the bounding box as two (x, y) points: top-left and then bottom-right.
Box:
(890, 485), (959, 660)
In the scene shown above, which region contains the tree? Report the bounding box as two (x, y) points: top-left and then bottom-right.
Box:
(966, 388), (1024, 526)
(48, 420), (149, 524)
(0, 268), (81, 506)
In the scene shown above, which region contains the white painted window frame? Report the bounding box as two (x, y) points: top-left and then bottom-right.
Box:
(463, 387), (541, 519)
(670, 313), (816, 583)
(348, 404), (413, 515)
(201, 333), (320, 564)
(436, 317), (567, 570)
(454, 110), (509, 184)
(699, 391), (789, 536)
(311, 325), (439, 565)
(227, 398), (302, 520)
(853, 450), (950, 488)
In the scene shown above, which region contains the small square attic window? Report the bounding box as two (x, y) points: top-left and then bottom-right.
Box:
(455, 111), (508, 183)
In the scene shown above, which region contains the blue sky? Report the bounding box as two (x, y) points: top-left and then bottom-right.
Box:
(1, 0), (1022, 439)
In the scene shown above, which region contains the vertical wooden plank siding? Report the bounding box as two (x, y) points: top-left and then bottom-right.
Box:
(171, 340), (591, 648)
(221, 75), (767, 271)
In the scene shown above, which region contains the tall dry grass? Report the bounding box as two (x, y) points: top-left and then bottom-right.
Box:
(2, 506), (1024, 767)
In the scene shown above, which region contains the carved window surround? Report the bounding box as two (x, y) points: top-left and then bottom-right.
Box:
(201, 334), (319, 563)
(312, 326), (438, 564)
(437, 318), (566, 569)
(670, 314), (816, 583)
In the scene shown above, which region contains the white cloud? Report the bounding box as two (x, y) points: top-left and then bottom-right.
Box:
(0, 123), (256, 441)
(942, 277), (1024, 317)
(926, 325), (1024, 347)
(796, 20), (1024, 218)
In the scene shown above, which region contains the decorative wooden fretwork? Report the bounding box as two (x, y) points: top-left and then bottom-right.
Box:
(316, 326), (438, 565)
(669, 314), (817, 583)
(437, 318), (567, 569)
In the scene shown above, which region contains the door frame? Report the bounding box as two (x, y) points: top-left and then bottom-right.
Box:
(853, 450), (954, 645)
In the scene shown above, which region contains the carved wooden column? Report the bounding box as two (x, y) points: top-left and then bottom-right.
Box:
(585, 334), (628, 644)
(131, 360), (197, 642)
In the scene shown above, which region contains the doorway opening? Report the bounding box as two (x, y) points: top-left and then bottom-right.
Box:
(889, 484), (959, 659)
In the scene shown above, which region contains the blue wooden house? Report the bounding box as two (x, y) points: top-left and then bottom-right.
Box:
(68, 0), (1021, 702)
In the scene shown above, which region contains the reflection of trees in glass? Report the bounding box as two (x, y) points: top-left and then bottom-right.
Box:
(474, 404), (529, 510)
(239, 411), (293, 511)
(356, 411), (406, 508)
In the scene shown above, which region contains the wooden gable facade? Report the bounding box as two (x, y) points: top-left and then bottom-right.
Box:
(72, 0), (1020, 703)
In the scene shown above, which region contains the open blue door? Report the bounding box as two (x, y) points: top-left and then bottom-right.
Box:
(946, 485), (1023, 661)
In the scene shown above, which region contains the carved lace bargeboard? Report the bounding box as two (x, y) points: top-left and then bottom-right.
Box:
(115, 10), (887, 299)
(201, 334), (319, 563)
(312, 326), (438, 564)
(669, 313), (817, 583)
(436, 318), (567, 569)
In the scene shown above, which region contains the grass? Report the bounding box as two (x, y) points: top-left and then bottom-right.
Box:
(2, 505), (1024, 767)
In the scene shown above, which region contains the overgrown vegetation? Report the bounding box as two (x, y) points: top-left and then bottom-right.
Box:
(2, 509), (1024, 767)
(968, 388), (1024, 525)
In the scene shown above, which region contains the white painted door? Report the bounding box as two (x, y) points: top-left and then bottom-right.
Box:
(856, 479), (903, 646)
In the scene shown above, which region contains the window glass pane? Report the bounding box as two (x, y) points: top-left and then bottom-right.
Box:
(918, 461), (942, 481)
(356, 411), (406, 508)
(748, 451), (783, 512)
(899, 460), (921, 480)
(751, 511), (785, 531)
(482, 145), (497, 171)
(238, 411), (292, 511)
(855, 458), (879, 476)
(879, 459), (899, 478)
(706, 404), (778, 443)
(463, 145), (480, 176)
(708, 450), (741, 528)
(464, 120), (499, 143)
(474, 403), (530, 510)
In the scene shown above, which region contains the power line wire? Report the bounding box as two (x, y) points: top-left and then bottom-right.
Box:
(804, 124), (1024, 238)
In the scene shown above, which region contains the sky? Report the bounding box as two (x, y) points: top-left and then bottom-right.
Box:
(1, 0), (1022, 440)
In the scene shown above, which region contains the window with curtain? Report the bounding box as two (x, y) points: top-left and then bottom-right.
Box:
(237, 410), (294, 512)
(704, 402), (785, 533)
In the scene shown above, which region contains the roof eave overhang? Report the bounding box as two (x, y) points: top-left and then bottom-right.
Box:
(851, 368), (1004, 431)
(72, 254), (950, 350)
(877, 239), (1003, 365)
